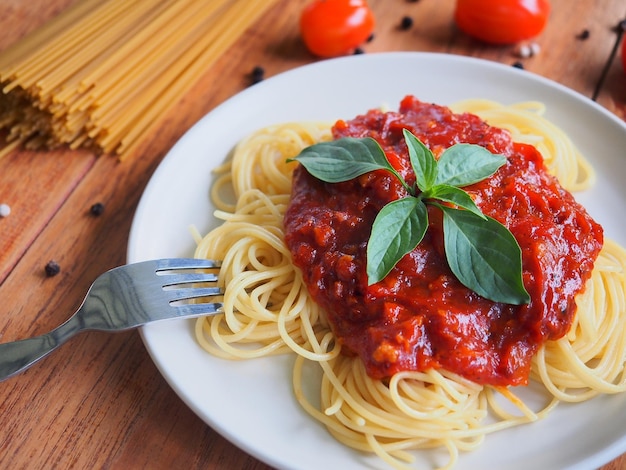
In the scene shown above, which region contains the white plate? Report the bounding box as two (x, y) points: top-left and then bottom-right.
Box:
(127, 52), (626, 470)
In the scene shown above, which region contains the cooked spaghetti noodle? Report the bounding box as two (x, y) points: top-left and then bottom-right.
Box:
(0, 0), (276, 160)
(192, 102), (626, 469)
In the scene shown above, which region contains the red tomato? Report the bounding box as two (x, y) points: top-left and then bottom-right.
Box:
(454, 0), (551, 45)
(300, 0), (375, 58)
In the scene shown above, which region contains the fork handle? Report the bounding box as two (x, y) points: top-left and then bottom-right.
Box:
(0, 319), (80, 381)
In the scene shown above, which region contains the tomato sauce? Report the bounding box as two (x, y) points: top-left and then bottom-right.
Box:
(283, 96), (603, 386)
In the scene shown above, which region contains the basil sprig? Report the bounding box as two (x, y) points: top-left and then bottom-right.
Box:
(289, 130), (530, 305)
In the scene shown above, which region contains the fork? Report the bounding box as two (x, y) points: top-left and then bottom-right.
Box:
(0, 258), (223, 382)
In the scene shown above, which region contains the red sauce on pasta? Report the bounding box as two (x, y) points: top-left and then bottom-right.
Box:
(284, 96), (603, 386)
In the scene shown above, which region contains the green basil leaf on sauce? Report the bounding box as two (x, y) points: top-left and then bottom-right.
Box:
(289, 137), (403, 184)
(288, 129), (529, 305)
(367, 197), (428, 285)
(403, 128), (437, 191)
(435, 143), (506, 187)
(438, 206), (530, 305)
(422, 184), (485, 219)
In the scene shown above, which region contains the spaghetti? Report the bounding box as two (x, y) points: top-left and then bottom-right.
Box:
(192, 102), (626, 469)
(0, 0), (276, 160)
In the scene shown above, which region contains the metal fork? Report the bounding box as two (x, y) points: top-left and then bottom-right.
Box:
(0, 258), (223, 382)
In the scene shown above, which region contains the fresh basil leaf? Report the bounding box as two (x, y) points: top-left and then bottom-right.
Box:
(435, 144), (506, 187)
(290, 137), (401, 183)
(423, 184), (485, 219)
(291, 130), (528, 305)
(439, 206), (530, 304)
(403, 129), (437, 192)
(367, 197), (428, 285)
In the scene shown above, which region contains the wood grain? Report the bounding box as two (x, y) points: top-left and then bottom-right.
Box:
(0, 0), (625, 469)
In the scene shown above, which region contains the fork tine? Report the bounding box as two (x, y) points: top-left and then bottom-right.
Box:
(173, 302), (224, 316)
(161, 272), (219, 286)
(156, 258), (221, 271)
(167, 286), (224, 302)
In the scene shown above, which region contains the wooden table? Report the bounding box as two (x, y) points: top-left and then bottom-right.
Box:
(1, 0), (625, 468)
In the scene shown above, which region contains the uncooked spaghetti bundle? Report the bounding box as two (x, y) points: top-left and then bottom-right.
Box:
(0, 0), (274, 160)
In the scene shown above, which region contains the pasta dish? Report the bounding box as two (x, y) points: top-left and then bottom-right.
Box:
(191, 97), (626, 469)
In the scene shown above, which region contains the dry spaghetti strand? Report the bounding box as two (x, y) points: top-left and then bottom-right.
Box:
(0, 0), (277, 161)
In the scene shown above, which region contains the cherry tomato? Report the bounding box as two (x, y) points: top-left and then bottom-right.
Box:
(454, 0), (551, 45)
(300, 0), (375, 58)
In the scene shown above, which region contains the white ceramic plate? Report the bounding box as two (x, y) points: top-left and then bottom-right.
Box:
(127, 52), (626, 470)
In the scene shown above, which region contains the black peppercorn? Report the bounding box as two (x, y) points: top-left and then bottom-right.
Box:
(90, 202), (105, 216)
(576, 29), (590, 40)
(512, 61), (524, 69)
(400, 16), (413, 30)
(250, 66), (265, 85)
(45, 260), (61, 277)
